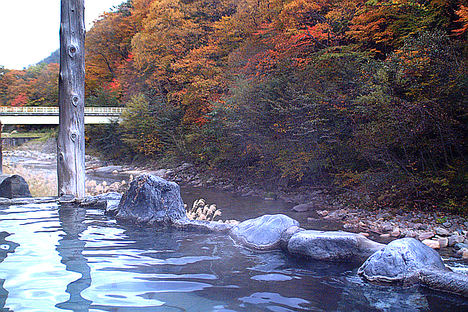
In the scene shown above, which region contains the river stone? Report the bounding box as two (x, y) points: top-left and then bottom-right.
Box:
(229, 214), (299, 250)
(422, 239), (440, 249)
(174, 219), (234, 233)
(0, 174), (32, 199)
(358, 238), (448, 284)
(114, 174), (187, 224)
(287, 230), (384, 261)
(292, 202), (314, 212)
(419, 269), (468, 297)
(435, 227), (450, 237)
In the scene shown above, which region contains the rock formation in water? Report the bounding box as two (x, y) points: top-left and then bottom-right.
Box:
(0, 174), (32, 199)
(287, 230), (384, 261)
(230, 214), (300, 250)
(358, 238), (468, 296)
(112, 174), (187, 224)
(93, 174), (468, 298)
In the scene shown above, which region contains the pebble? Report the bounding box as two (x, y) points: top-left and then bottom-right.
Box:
(438, 237), (448, 248)
(435, 227), (450, 236)
(380, 223), (393, 233)
(422, 239), (440, 249)
(442, 221), (452, 228)
(316, 210), (329, 217)
(456, 248), (468, 259)
(380, 234), (390, 238)
(359, 232), (370, 237)
(454, 243), (468, 251)
(391, 227), (400, 237)
(448, 234), (464, 246)
(419, 231), (434, 241)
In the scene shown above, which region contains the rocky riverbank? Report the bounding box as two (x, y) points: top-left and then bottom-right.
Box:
(4, 139), (468, 260)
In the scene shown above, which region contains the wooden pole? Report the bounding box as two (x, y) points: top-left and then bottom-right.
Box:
(57, 0), (86, 198)
(0, 121), (2, 175)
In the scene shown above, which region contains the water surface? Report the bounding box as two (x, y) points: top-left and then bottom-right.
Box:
(0, 202), (467, 312)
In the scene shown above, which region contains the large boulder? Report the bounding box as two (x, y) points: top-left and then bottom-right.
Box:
(287, 230), (384, 261)
(0, 174), (32, 199)
(358, 238), (447, 283)
(113, 174), (187, 224)
(230, 214), (299, 250)
(358, 238), (468, 297)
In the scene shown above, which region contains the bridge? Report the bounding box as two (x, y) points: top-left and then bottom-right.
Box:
(0, 106), (125, 125)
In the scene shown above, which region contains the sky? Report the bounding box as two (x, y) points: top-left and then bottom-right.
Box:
(0, 0), (125, 70)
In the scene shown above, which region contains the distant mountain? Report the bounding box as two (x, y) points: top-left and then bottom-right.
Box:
(38, 50), (59, 65)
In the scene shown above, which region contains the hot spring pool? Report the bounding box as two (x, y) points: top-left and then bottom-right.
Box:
(0, 202), (467, 311)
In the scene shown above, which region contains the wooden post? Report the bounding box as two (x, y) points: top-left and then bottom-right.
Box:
(0, 121), (2, 175)
(57, 0), (86, 198)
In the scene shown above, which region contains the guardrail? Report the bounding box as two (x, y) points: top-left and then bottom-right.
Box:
(0, 106), (125, 115)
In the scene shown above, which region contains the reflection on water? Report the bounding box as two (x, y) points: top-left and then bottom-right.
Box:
(0, 203), (467, 312)
(56, 206), (91, 311)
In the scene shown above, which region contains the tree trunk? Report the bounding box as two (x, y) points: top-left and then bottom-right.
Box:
(57, 0), (86, 198)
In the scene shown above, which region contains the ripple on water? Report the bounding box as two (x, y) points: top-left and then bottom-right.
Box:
(1, 201), (468, 312)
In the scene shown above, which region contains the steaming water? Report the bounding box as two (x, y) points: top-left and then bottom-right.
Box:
(1, 203), (467, 312)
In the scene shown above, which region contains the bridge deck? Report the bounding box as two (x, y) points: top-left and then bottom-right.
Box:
(0, 106), (125, 124)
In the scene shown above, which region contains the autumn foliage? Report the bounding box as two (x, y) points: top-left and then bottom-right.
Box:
(1, 0), (467, 213)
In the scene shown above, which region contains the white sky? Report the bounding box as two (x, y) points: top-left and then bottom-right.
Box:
(0, 0), (125, 70)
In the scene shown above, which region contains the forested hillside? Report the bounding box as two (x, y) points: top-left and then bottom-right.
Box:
(1, 0), (467, 213)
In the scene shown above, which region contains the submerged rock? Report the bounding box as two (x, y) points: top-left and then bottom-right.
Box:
(287, 230), (384, 261)
(174, 219), (234, 233)
(0, 174), (32, 199)
(113, 174), (187, 224)
(358, 238), (447, 284)
(230, 214), (299, 250)
(291, 202), (314, 212)
(358, 238), (468, 297)
(420, 269), (468, 297)
(358, 238), (447, 283)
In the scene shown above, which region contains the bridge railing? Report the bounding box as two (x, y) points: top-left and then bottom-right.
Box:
(0, 106), (125, 115)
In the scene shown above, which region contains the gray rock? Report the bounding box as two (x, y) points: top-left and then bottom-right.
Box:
(287, 230), (384, 261)
(418, 231), (434, 241)
(106, 200), (120, 215)
(435, 227), (450, 236)
(0, 174), (32, 199)
(448, 234), (464, 246)
(230, 214), (299, 250)
(358, 238), (447, 284)
(438, 237), (448, 248)
(454, 242), (468, 250)
(442, 221), (452, 228)
(79, 192), (122, 210)
(114, 174), (187, 224)
(420, 269), (468, 297)
(381, 223), (393, 233)
(93, 165), (123, 173)
(279, 226), (304, 250)
(174, 219), (234, 233)
(292, 202), (314, 212)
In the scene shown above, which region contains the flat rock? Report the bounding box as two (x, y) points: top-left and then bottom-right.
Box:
(287, 230), (384, 262)
(358, 238), (447, 284)
(292, 202), (315, 212)
(230, 214), (299, 250)
(435, 227), (450, 236)
(418, 231), (434, 241)
(0, 174), (32, 199)
(420, 269), (468, 297)
(114, 174), (187, 224)
(438, 238), (448, 248)
(174, 219), (234, 233)
(93, 165), (123, 173)
(422, 239), (440, 249)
